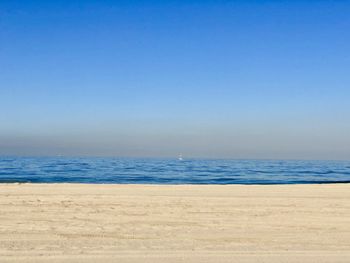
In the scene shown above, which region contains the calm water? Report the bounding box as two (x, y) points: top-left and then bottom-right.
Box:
(0, 157), (350, 184)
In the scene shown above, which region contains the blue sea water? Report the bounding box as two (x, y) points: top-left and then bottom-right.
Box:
(0, 157), (350, 184)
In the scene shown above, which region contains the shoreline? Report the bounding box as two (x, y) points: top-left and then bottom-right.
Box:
(1, 183), (349, 262)
(0, 180), (350, 186)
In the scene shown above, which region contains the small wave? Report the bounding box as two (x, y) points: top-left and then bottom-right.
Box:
(0, 157), (350, 185)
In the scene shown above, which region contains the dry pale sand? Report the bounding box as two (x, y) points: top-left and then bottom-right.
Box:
(0, 183), (349, 263)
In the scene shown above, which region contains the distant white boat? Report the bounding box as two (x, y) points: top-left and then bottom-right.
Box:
(178, 154), (183, 161)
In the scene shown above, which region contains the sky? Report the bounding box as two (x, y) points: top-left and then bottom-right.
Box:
(0, 0), (350, 160)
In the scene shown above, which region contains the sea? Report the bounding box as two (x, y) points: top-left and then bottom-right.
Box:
(0, 157), (350, 184)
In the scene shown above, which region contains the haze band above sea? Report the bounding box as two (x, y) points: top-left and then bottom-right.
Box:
(0, 157), (350, 185)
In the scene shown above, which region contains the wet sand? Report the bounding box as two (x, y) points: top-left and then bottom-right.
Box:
(0, 183), (349, 262)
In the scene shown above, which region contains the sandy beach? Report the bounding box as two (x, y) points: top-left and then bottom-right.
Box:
(0, 183), (349, 262)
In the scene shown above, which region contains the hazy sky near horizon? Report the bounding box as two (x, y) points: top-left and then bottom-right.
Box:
(1, 0), (350, 159)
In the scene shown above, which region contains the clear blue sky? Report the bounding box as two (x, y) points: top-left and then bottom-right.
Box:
(1, 0), (349, 159)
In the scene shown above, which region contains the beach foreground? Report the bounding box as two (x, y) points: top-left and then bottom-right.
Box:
(0, 184), (349, 262)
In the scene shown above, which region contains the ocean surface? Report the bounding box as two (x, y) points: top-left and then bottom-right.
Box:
(0, 157), (350, 184)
